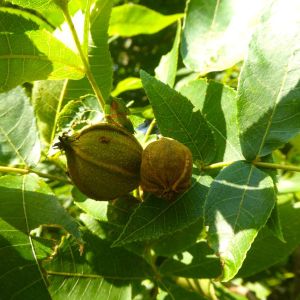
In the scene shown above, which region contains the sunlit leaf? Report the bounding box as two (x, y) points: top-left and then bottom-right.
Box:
(238, 198), (300, 277)
(6, 0), (92, 27)
(179, 79), (243, 162)
(140, 71), (216, 163)
(111, 77), (142, 97)
(204, 161), (276, 281)
(109, 4), (183, 37)
(72, 187), (109, 222)
(66, 0), (113, 102)
(0, 29), (84, 92)
(237, 0), (300, 160)
(32, 80), (67, 151)
(6, 0), (56, 9)
(182, 0), (268, 74)
(155, 21), (181, 88)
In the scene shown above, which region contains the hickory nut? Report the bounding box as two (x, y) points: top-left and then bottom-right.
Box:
(140, 137), (193, 200)
(57, 123), (142, 200)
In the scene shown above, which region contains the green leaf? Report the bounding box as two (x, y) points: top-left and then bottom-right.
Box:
(214, 283), (249, 300)
(0, 86), (41, 166)
(79, 213), (108, 239)
(155, 21), (181, 88)
(90, 0), (113, 102)
(158, 278), (207, 300)
(6, 0), (58, 9)
(179, 79), (243, 162)
(254, 155), (284, 242)
(73, 187), (109, 222)
(159, 241), (222, 279)
(0, 29), (84, 92)
(0, 174), (81, 299)
(111, 77), (142, 97)
(6, 0), (90, 27)
(112, 175), (212, 247)
(45, 230), (152, 282)
(181, 0), (267, 74)
(107, 196), (141, 229)
(238, 198), (300, 277)
(57, 95), (102, 132)
(175, 72), (200, 92)
(50, 277), (131, 300)
(79, 196), (147, 256)
(140, 71), (216, 163)
(237, 0), (300, 160)
(109, 4), (183, 37)
(46, 234), (135, 299)
(0, 235), (52, 299)
(266, 202), (285, 243)
(33, 83), (102, 154)
(32, 80), (67, 151)
(153, 218), (204, 257)
(0, 7), (53, 32)
(204, 161), (276, 281)
(0, 174), (81, 238)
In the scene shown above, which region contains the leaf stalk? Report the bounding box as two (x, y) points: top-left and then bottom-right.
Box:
(0, 166), (71, 183)
(202, 160), (300, 172)
(143, 119), (157, 144)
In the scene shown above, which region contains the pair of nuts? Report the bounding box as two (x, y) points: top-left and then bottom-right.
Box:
(58, 123), (193, 201)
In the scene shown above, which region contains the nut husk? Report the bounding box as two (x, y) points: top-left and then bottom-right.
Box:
(58, 123), (142, 200)
(140, 137), (193, 200)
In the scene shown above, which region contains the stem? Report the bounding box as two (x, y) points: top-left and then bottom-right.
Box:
(202, 160), (300, 172)
(202, 161), (235, 170)
(61, 4), (106, 112)
(143, 119), (157, 144)
(0, 166), (28, 175)
(31, 170), (71, 183)
(0, 166), (71, 183)
(254, 161), (300, 172)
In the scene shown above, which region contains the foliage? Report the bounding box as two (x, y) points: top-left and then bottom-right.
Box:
(0, 0), (300, 299)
